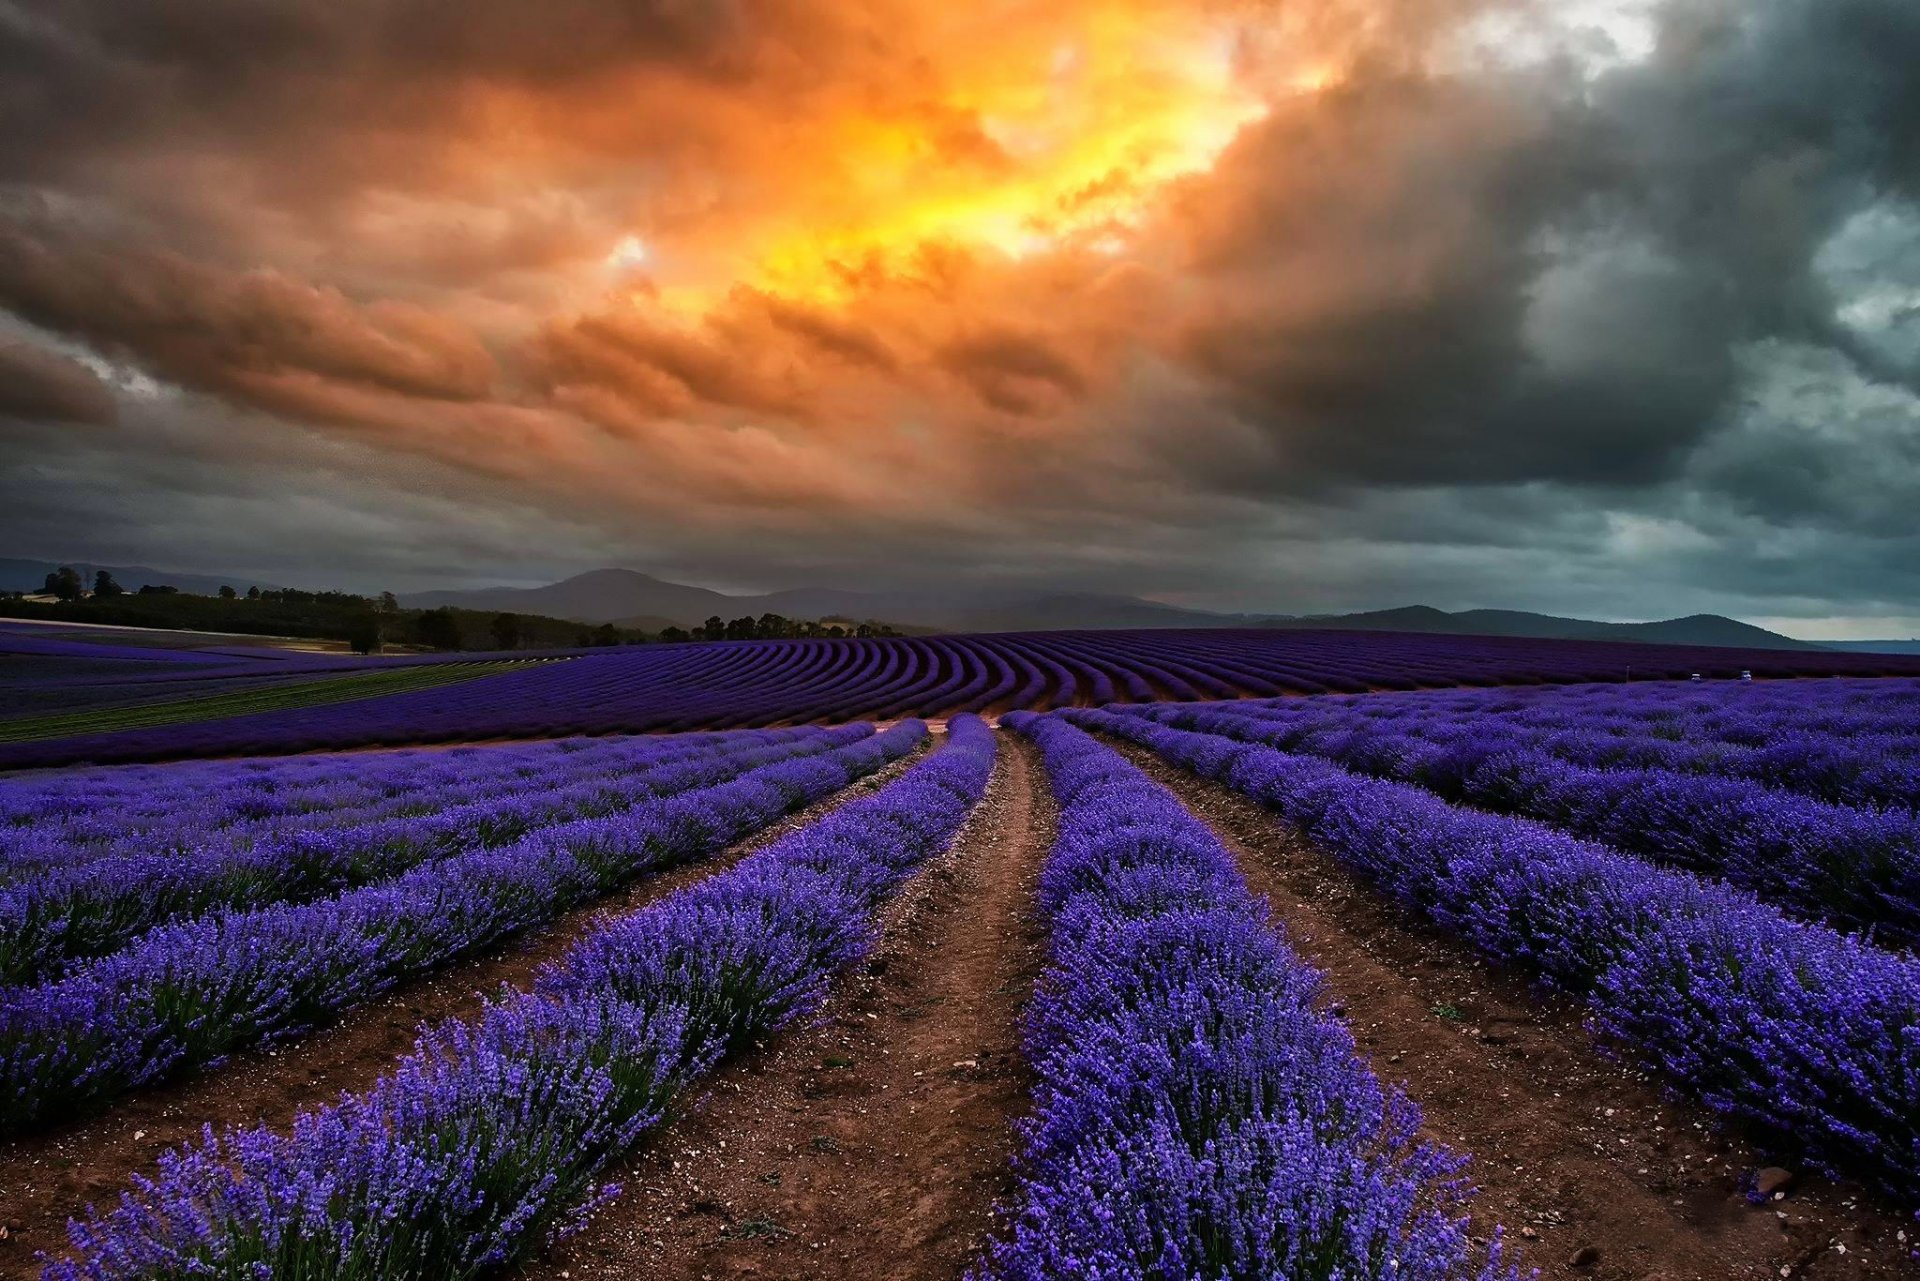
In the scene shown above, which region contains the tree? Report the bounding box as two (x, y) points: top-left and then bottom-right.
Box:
(660, 626), (690, 643)
(592, 623), (618, 647)
(490, 612), (521, 651)
(378, 591), (400, 614)
(92, 570), (124, 598)
(43, 566), (83, 601)
(700, 615), (724, 641)
(137, 584), (179, 595)
(218, 585), (237, 600)
(246, 585), (261, 600)
(347, 614), (383, 655)
(417, 607), (462, 651)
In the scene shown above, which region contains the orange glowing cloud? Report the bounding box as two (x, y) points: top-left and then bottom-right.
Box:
(699, 7), (1273, 307)
(0, 0), (1638, 539)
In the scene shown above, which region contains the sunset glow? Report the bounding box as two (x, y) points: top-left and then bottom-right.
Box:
(621, 8), (1277, 313)
(4, 0), (1916, 632)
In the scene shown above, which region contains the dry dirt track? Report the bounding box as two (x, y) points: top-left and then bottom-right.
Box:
(6, 726), (1917, 1281)
(515, 732), (1053, 1281)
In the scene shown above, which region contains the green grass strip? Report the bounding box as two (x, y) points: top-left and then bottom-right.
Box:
(0, 660), (541, 744)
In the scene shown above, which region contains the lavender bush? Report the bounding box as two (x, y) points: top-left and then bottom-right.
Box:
(1073, 708), (1920, 1201)
(9, 630), (1913, 770)
(1, 726), (775, 874)
(1157, 679), (1920, 809)
(982, 712), (1514, 1280)
(0, 722), (926, 1132)
(1125, 697), (1920, 948)
(45, 715), (996, 1280)
(0, 727), (851, 982)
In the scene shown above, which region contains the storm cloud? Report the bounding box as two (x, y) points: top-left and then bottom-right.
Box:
(1, 0), (1917, 632)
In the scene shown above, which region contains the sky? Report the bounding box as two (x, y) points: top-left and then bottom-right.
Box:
(0, 0), (1917, 635)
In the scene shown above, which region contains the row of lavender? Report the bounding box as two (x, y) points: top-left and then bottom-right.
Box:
(1121, 679), (1920, 947)
(1073, 708), (1920, 1201)
(46, 717), (997, 1279)
(1, 727), (804, 876)
(0, 722), (925, 1131)
(1291, 677), (1920, 808)
(11, 628), (1919, 769)
(1, 726), (864, 985)
(987, 714), (1508, 1278)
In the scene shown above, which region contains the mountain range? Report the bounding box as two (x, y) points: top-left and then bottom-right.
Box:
(12, 558), (1909, 653)
(406, 568), (1841, 651)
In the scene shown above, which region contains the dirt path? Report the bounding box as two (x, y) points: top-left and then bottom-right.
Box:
(517, 732), (1053, 1281)
(0, 747), (930, 1278)
(1110, 740), (1918, 1281)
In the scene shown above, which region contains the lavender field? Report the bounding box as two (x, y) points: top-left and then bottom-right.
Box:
(13, 0), (1918, 1271)
(3, 640), (1919, 1280)
(6, 625), (1919, 769)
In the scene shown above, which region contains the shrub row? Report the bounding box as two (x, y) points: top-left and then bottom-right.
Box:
(1128, 701), (1920, 948)
(985, 713), (1511, 1279)
(0, 723), (923, 1132)
(1, 726), (860, 983)
(47, 716), (996, 1279)
(1072, 708), (1920, 1201)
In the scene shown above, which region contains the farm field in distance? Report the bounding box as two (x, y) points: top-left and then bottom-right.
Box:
(1, 628), (1917, 1280)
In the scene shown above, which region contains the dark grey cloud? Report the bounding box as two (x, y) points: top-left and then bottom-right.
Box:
(1146, 0), (1920, 499)
(1, 0), (1919, 634)
(0, 337), (116, 424)
(0, 214), (496, 404)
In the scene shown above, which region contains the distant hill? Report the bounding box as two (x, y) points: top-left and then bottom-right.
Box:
(407, 572), (1219, 633)
(408, 569), (741, 627)
(403, 567), (1827, 650)
(1260, 606), (1827, 652)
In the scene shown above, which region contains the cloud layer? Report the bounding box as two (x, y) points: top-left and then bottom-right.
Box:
(1, 0), (1917, 629)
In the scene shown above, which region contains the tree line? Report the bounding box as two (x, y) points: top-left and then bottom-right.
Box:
(8, 568), (902, 654)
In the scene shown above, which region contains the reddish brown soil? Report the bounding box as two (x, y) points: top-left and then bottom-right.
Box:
(1113, 740), (1918, 1281)
(0, 747), (929, 1278)
(515, 733), (1054, 1281)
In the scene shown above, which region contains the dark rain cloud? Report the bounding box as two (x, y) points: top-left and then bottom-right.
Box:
(0, 0), (1917, 631)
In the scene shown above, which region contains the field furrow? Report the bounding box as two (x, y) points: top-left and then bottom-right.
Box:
(1111, 737), (1918, 1280)
(518, 730), (1053, 1279)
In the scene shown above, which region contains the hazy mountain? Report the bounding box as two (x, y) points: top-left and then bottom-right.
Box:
(1260, 606), (1824, 651)
(404, 567), (1825, 650)
(408, 569), (740, 626)
(408, 572), (1219, 632)
(10, 557), (1839, 650)
(1, 558), (266, 597)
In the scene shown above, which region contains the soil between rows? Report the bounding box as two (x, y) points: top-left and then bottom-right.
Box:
(0, 744), (932, 1278)
(1109, 737), (1918, 1281)
(515, 731), (1054, 1281)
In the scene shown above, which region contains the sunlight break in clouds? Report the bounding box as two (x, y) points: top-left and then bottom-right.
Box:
(2, 0), (1919, 632)
(632, 7), (1276, 313)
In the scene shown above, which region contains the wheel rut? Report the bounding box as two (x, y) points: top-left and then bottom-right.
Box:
(1108, 736), (1917, 1281)
(516, 731), (1053, 1281)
